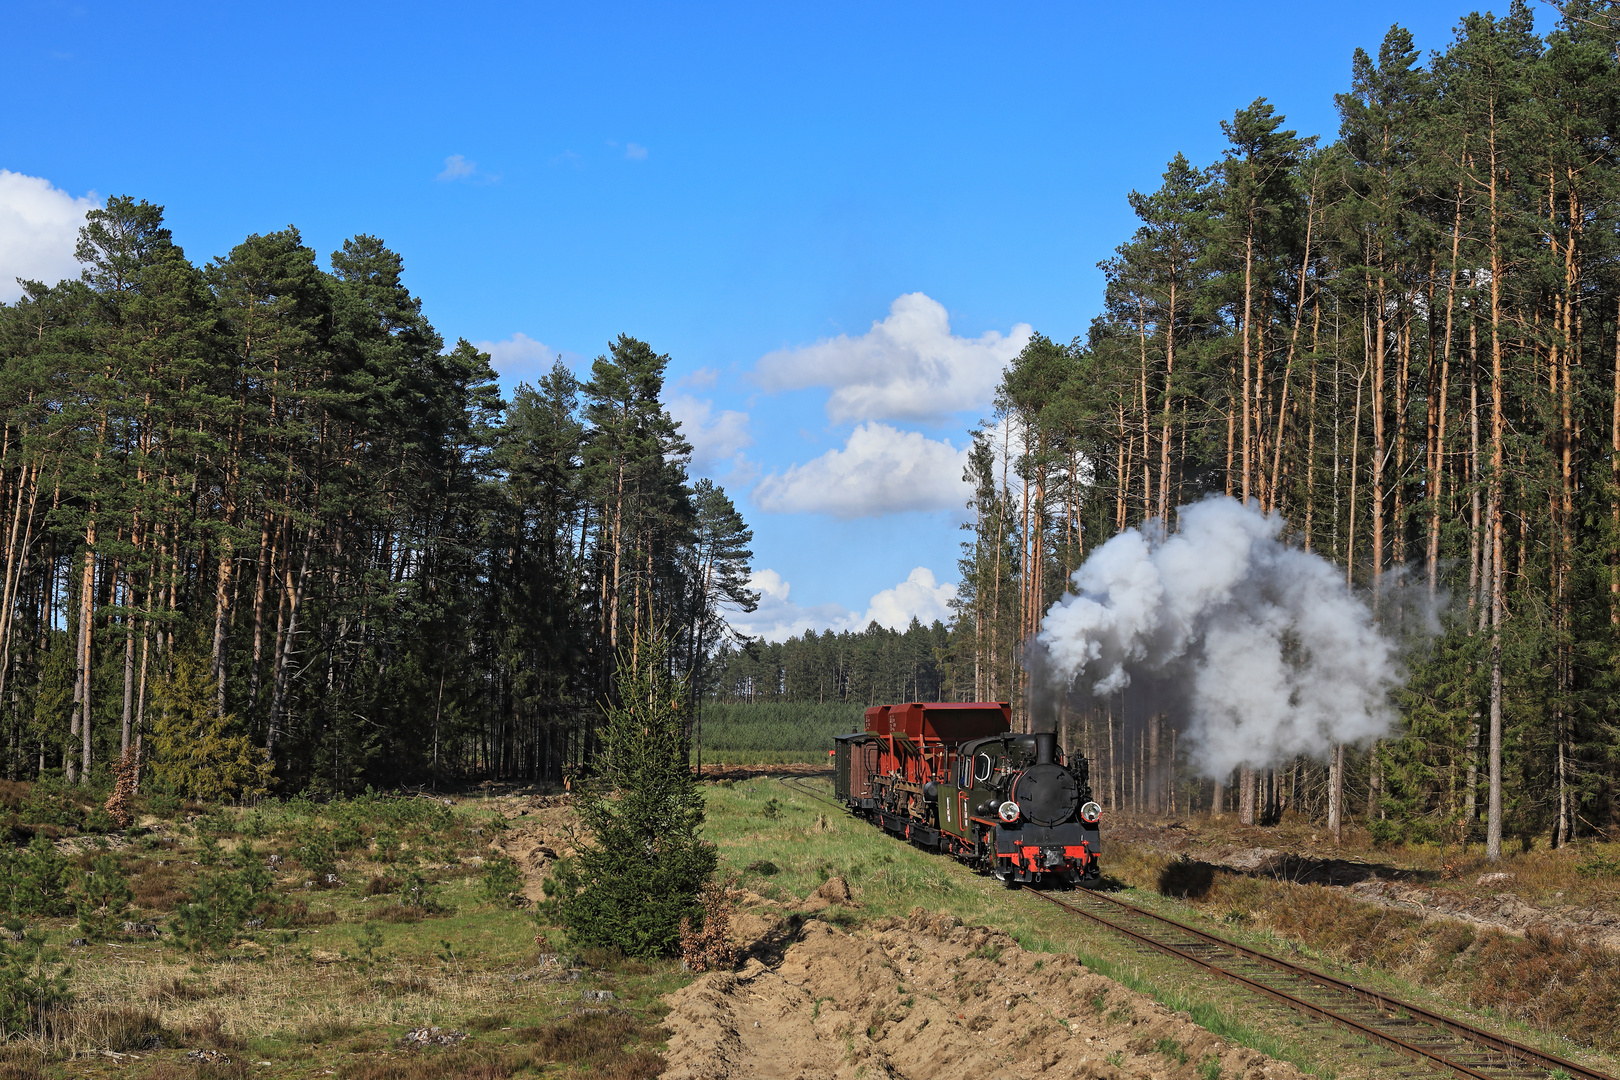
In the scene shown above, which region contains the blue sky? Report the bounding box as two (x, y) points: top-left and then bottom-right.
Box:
(1, 0), (1544, 640)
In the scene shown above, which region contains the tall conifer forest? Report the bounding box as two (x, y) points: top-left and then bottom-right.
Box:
(946, 1), (1620, 851)
(0, 200), (759, 794)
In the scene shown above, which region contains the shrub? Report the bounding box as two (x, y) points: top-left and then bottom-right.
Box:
(0, 933), (71, 1036)
(396, 872), (442, 913)
(291, 823), (338, 880)
(19, 776), (83, 830)
(0, 838), (71, 917)
(173, 869), (251, 953)
(678, 881), (738, 973)
(75, 855), (133, 940)
(479, 857), (525, 907)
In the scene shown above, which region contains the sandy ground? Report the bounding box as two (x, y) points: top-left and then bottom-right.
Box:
(484, 793), (583, 903)
(661, 893), (1308, 1080)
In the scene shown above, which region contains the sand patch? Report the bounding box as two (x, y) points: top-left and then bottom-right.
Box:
(662, 906), (1307, 1080)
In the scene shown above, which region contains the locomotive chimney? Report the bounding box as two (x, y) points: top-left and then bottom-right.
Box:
(1033, 732), (1057, 765)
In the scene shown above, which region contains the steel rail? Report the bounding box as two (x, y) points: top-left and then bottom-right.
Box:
(1025, 886), (1612, 1080)
(778, 774), (1612, 1078)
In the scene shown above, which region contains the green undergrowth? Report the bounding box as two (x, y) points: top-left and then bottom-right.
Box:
(0, 786), (678, 1079)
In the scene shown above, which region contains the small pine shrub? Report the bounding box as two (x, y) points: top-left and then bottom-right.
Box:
(551, 635), (717, 958)
(173, 870), (251, 953)
(0, 839), (71, 917)
(397, 872), (441, 912)
(0, 932), (72, 1036)
(19, 776), (83, 830)
(479, 856), (525, 907)
(291, 823), (338, 880)
(75, 855), (133, 941)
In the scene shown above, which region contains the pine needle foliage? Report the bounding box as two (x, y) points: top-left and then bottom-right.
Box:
(148, 653), (274, 802)
(74, 855), (132, 941)
(0, 933), (71, 1037)
(553, 634), (717, 958)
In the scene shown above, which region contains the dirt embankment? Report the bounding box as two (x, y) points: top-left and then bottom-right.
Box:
(662, 901), (1307, 1080)
(484, 794), (582, 903)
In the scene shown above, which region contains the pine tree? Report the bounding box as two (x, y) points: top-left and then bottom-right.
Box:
(149, 654), (273, 802)
(552, 633), (716, 958)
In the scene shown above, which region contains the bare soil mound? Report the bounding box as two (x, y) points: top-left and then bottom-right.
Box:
(484, 794), (583, 903)
(661, 906), (1307, 1080)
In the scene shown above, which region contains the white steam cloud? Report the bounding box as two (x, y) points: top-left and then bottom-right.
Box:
(1035, 497), (1401, 778)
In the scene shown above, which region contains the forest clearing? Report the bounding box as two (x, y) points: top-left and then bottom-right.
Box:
(1, 774), (1619, 1078)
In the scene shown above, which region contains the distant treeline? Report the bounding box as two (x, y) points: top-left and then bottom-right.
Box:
(693, 701), (862, 766)
(708, 619), (953, 706)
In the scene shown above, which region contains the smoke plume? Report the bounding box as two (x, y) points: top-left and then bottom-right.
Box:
(1034, 497), (1402, 778)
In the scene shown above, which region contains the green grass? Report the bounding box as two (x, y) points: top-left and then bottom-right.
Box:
(10, 789), (676, 1078)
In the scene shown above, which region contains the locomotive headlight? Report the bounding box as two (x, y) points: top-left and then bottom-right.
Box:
(997, 801), (1021, 823)
(1079, 800), (1102, 824)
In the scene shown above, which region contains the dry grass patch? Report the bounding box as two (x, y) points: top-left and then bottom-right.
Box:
(364, 904), (425, 924)
(340, 1047), (525, 1080)
(0, 1044), (45, 1080)
(365, 875), (401, 896)
(513, 1012), (664, 1078)
(61, 1005), (167, 1052)
(131, 859), (189, 910)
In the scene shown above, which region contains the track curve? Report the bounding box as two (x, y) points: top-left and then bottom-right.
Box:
(772, 773), (1616, 1080)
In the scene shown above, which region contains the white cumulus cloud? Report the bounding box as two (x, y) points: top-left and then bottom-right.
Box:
(753, 292), (1032, 423)
(666, 392), (753, 477)
(865, 567), (956, 630)
(475, 332), (557, 386)
(728, 569), (863, 642)
(752, 422), (969, 519)
(728, 566), (958, 642)
(0, 170), (99, 303)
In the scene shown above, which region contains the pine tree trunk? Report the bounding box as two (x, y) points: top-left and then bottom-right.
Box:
(1486, 111), (1506, 864)
(1328, 742), (1344, 846)
(1241, 220), (1256, 504)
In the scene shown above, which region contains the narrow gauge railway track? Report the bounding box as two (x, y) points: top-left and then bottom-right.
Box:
(1026, 886), (1612, 1080)
(775, 775), (1614, 1080)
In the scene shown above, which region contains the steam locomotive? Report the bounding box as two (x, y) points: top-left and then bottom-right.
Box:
(832, 702), (1101, 886)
